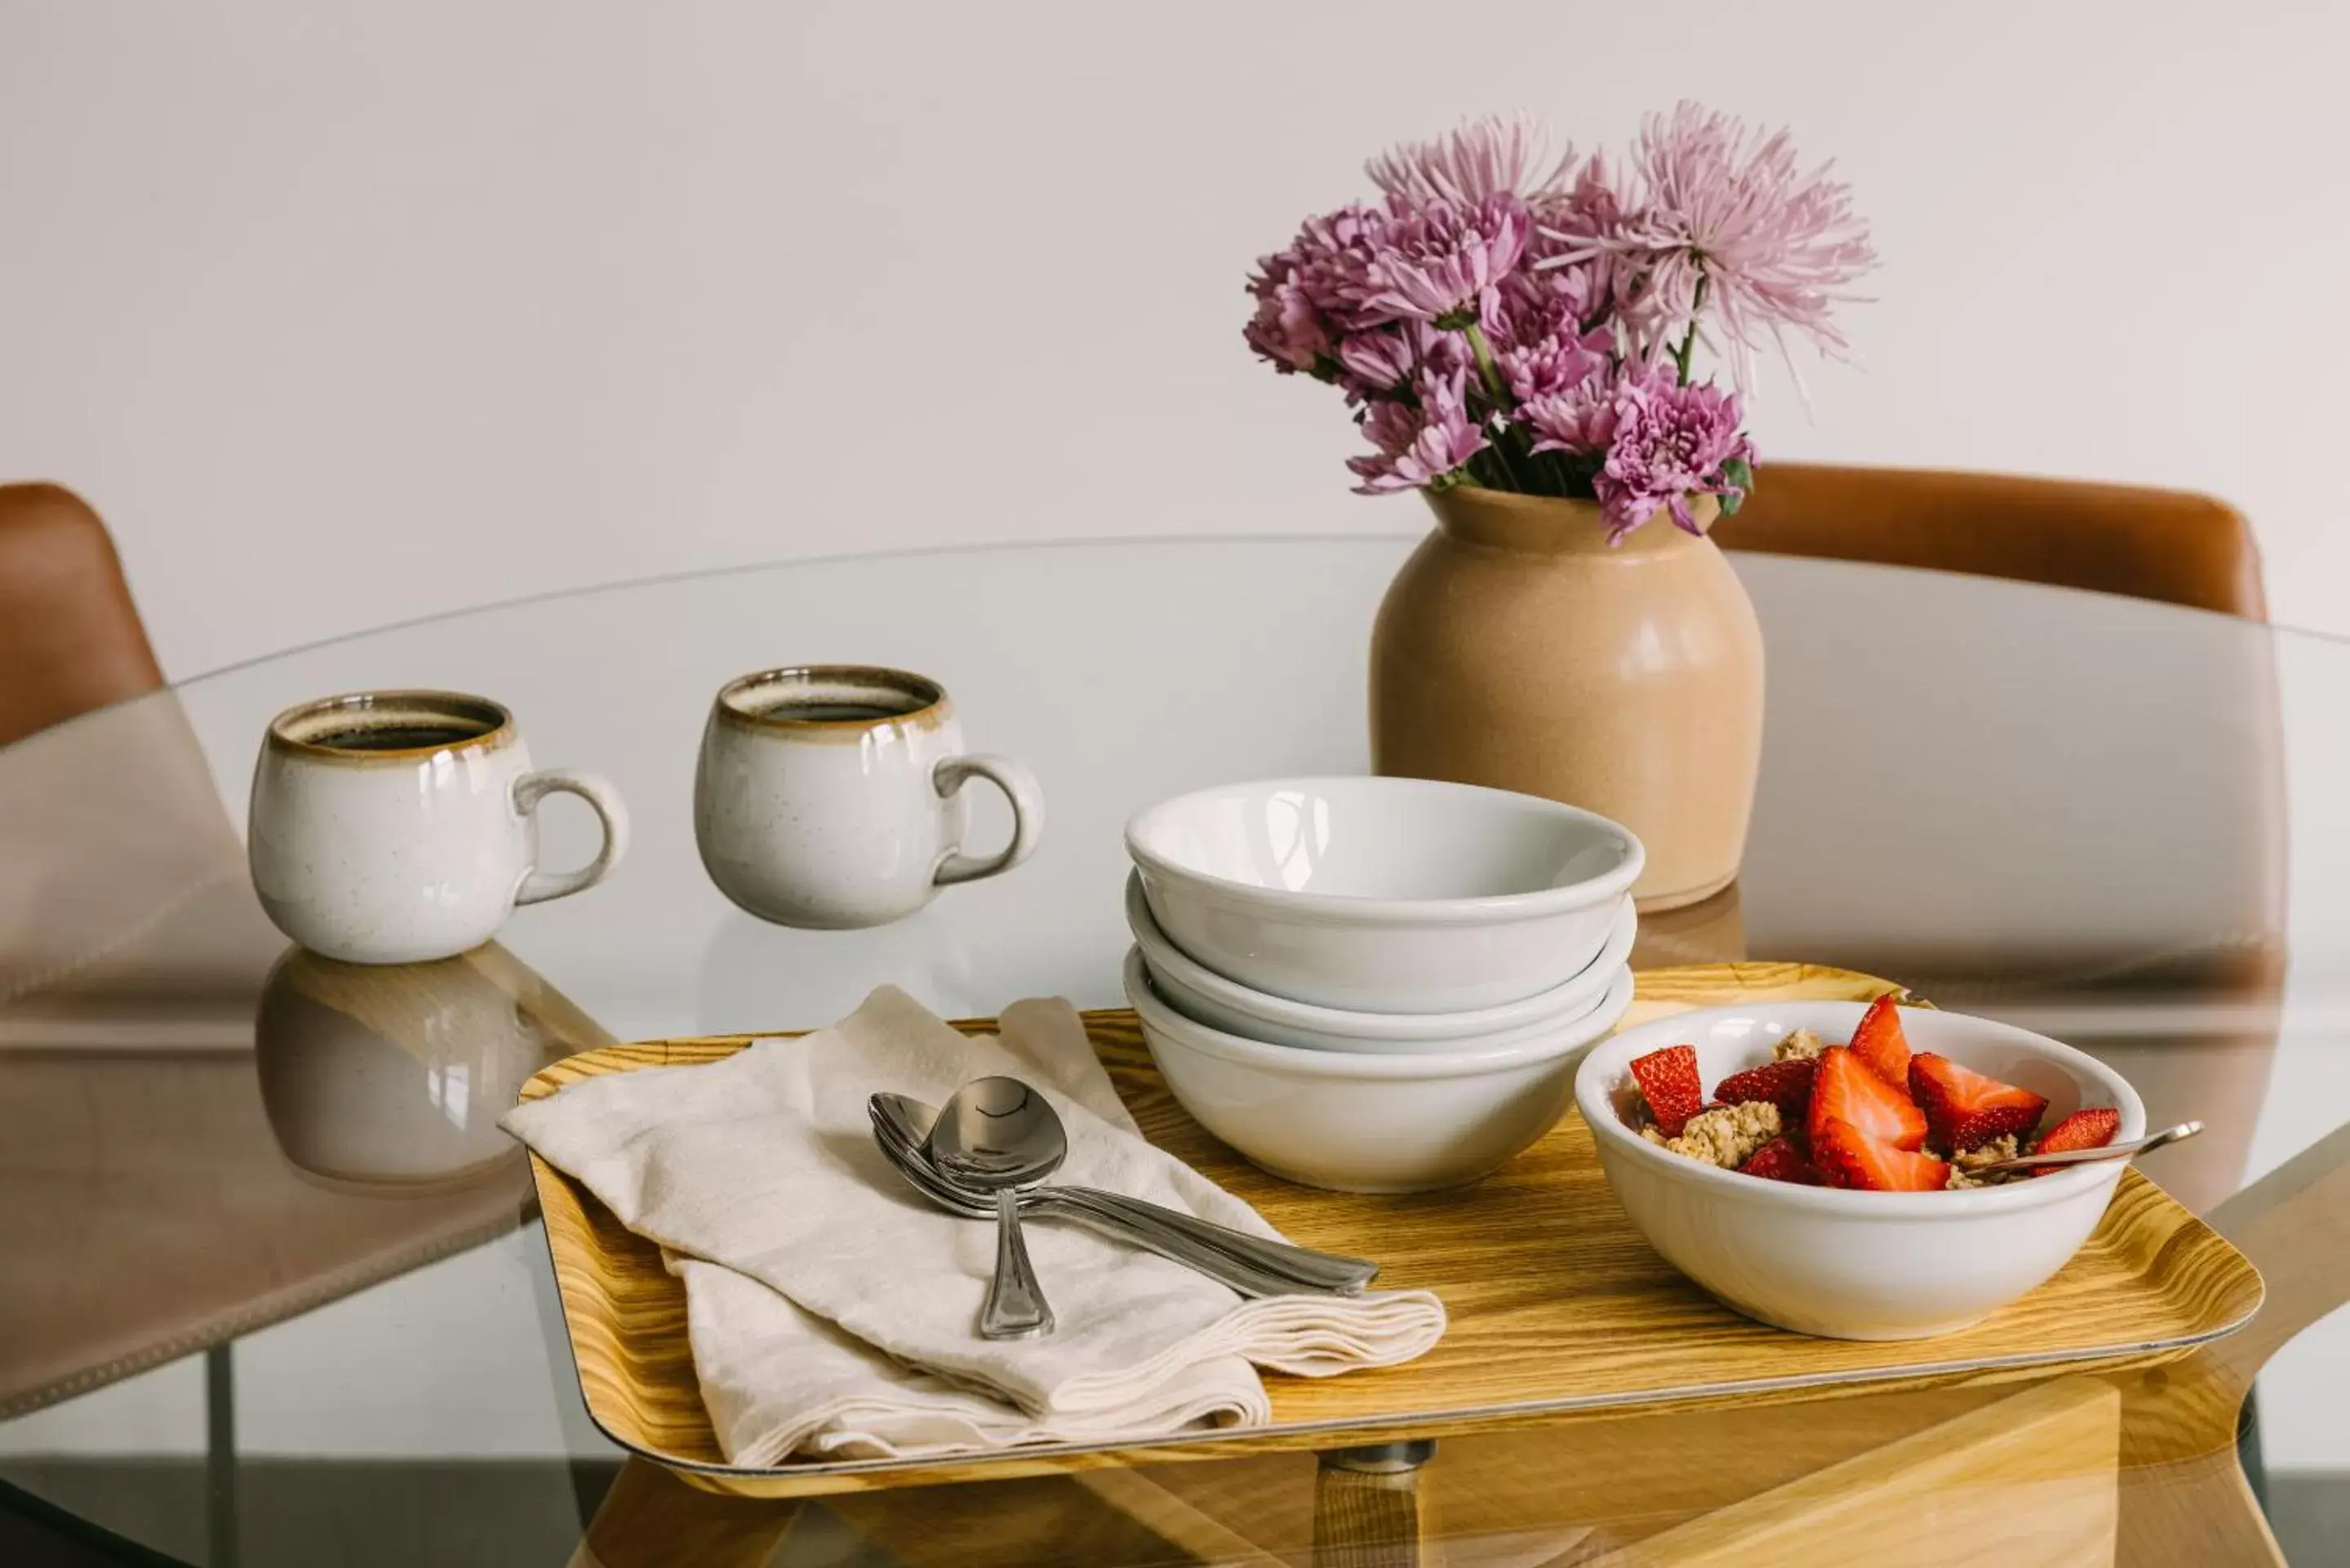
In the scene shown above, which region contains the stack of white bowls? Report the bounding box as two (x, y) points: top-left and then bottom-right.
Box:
(1121, 776), (1642, 1193)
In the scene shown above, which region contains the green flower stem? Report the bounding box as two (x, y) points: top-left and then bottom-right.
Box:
(1673, 274), (1710, 386)
(1460, 320), (1537, 493)
(1463, 320), (1510, 410)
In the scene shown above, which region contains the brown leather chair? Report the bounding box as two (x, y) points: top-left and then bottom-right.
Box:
(1715, 464), (2268, 620)
(0, 482), (164, 748)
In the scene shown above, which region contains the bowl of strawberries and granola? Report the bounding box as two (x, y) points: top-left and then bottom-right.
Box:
(1573, 996), (2144, 1339)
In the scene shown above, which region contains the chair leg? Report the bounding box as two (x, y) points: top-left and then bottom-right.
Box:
(206, 1345), (238, 1568)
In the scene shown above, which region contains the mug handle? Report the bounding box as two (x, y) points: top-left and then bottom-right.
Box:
(932, 754), (1045, 887)
(513, 771), (632, 905)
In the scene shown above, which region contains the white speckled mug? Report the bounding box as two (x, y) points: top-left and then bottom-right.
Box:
(248, 691), (629, 964)
(695, 666), (1044, 929)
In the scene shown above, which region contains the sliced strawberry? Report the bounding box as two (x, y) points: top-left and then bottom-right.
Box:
(1847, 993), (1913, 1088)
(2037, 1107), (2121, 1153)
(1908, 1053), (2050, 1152)
(2028, 1107), (2123, 1175)
(1629, 1044), (1706, 1138)
(1813, 1114), (1950, 1193)
(1715, 1059), (1816, 1120)
(1809, 1046), (1928, 1152)
(1738, 1135), (1824, 1185)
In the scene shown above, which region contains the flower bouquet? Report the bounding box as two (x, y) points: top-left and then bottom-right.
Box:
(1245, 104), (1873, 541)
(1289, 106), (1877, 909)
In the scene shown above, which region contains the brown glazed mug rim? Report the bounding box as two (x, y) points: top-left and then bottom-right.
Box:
(713, 665), (951, 734)
(266, 690), (516, 762)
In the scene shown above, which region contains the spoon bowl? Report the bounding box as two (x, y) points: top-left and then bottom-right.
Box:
(927, 1077), (1069, 1190)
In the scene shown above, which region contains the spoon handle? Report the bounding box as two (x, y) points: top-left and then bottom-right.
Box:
(1029, 1193), (1362, 1298)
(1049, 1185), (1379, 1292)
(979, 1188), (1055, 1340)
(1981, 1120), (2204, 1174)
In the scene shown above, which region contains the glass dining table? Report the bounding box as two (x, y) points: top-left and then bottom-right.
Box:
(1, 534), (2343, 1566)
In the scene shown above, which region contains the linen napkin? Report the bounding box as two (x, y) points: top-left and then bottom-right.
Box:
(504, 988), (1446, 1464)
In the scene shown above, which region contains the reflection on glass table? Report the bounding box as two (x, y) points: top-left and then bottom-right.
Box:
(0, 536), (2341, 1565)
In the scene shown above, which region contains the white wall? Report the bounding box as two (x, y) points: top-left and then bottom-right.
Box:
(2, 0), (2347, 679)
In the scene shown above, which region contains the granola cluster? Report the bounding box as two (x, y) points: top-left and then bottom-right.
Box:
(1772, 1028), (1826, 1063)
(1641, 1100), (1784, 1168)
(1944, 1135), (2025, 1190)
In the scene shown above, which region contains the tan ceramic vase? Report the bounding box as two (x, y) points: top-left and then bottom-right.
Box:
(1370, 486), (1765, 912)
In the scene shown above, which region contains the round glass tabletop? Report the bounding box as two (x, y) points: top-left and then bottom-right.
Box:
(1, 535), (2343, 1565)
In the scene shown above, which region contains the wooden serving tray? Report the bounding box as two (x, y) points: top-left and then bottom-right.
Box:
(519, 963), (2261, 1499)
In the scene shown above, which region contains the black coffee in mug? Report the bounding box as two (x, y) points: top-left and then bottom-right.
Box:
(305, 722), (494, 753)
(755, 701), (913, 723)
(751, 683), (931, 724)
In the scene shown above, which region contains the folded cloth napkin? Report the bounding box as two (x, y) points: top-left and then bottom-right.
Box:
(504, 988), (1446, 1464)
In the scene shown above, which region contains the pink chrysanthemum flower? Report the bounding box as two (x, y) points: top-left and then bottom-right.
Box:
(1335, 329), (1417, 394)
(1522, 153), (1637, 329)
(1497, 322), (1611, 404)
(1596, 363), (1755, 538)
(1351, 195), (1530, 328)
(1243, 251), (1331, 374)
(1334, 322), (1468, 401)
(1522, 375), (1621, 462)
(1489, 269), (1575, 346)
(1244, 205), (1396, 372)
(1346, 367), (1488, 494)
(1367, 114), (1580, 206)
(1526, 363), (1753, 540)
(1488, 271), (1612, 401)
(1540, 102), (1874, 383)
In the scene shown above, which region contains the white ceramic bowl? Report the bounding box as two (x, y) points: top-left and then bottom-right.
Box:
(1575, 1002), (2147, 1340)
(1124, 776), (1644, 1014)
(1128, 871), (1635, 1054)
(1126, 947), (1635, 1193)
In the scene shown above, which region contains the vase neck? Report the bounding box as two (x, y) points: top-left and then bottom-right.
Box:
(1424, 486), (1720, 559)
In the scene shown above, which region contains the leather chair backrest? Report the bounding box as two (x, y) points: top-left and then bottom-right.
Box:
(1713, 464), (2267, 620)
(0, 484), (164, 748)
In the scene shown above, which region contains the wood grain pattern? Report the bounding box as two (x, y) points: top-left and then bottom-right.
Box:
(1583, 1375), (2120, 1567)
(518, 964), (2260, 1500)
(1311, 1467), (1420, 1568)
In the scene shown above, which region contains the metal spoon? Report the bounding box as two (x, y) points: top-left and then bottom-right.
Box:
(1972, 1119), (2205, 1175)
(870, 1107), (1328, 1297)
(877, 1093), (1377, 1293)
(927, 1077), (1063, 1339)
(873, 1090), (1372, 1297)
(873, 1091), (1377, 1292)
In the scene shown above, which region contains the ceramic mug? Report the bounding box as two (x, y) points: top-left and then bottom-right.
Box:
(248, 690), (629, 964)
(695, 665), (1043, 929)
